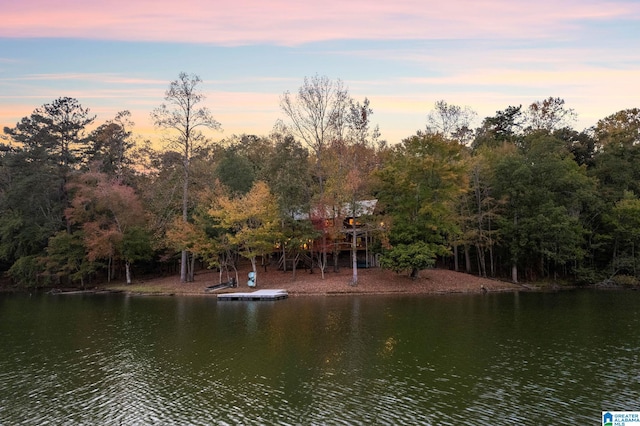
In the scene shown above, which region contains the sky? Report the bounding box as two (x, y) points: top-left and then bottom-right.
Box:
(1, 0), (639, 145)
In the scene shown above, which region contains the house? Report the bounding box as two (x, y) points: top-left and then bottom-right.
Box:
(279, 199), (382, 270)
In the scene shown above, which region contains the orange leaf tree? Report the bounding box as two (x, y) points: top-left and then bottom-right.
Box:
(208, 181), (281, 284)
(66, 171), (151, 284)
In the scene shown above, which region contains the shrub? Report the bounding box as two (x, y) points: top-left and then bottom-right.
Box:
(7, 255), (50, 287)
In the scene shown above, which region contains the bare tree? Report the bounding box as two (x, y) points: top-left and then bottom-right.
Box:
(347, 97), (380, 146)
(526, 97), (577, 132)
(279, 75), (349, 277)
(426, 100), (477, 144)
(279, 74), (349, 193)
(151, 72), (221, 282)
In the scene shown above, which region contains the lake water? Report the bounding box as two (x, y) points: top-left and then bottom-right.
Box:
(1, 290), (639, 425)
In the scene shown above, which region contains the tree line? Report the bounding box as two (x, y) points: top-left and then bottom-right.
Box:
(1, 72), (639, 288)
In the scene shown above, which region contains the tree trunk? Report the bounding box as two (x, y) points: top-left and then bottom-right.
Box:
(250, 257), (257, 287)
(477, 244), (487, 277)
(319, 234), (327, 279)
(453, 245), (459, 271)
(180, 249), (188, 283)
(181, 143), (190, 282)
(318, 251), (326, 280)
(292, 252), (299, 280)
(125, 261), (132, 285)
(511, 212), (518, 283)
(188, 253), (195, 282)
(489, 245), (495, 277)
(351, 224), (358, 286)
(410, 267), (419, 279)
(464, 244), (471, 273)
(633, 241), (636, 277)
(282, 245), (287, 272)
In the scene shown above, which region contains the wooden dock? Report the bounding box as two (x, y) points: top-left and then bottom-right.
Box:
(217, 289), (288, 301)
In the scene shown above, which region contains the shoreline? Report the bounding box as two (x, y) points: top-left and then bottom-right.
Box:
(102, 267), (526, 297)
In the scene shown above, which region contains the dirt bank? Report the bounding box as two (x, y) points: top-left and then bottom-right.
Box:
(107, 266), (522, 296)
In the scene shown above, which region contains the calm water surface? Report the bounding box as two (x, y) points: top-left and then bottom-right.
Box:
(1, 290), (639, 425)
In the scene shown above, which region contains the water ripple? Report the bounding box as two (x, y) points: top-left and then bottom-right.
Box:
(2, 292), (640, 424)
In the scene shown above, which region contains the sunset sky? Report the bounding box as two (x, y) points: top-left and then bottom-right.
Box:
(1, 0), (639, 145)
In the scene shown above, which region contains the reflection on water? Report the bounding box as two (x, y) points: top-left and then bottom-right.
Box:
(1, 290), (640, 424)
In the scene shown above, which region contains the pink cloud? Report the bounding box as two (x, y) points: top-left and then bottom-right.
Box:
(2, 0), (638, 45)
(7, 73), (166, 85)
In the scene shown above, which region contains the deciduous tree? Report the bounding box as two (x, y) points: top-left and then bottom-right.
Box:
(491, 133), (595, 282)
(66, 171), (150, 284)
(279, 74), (349, 193)
(591, 109), (640, 204)
(326, 97), (381, 284)
(426, 100), (477, 144)
(44, 231), (96, 288)
(607, 192), (640, 279)
(151, 72), (221, 282)
(208, 181), (281, 283)
(261, 134), (314, 277)
(375, 132), (468, 278)
(526, 97), (577, 132)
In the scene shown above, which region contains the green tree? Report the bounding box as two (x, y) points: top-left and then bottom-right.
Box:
(375, 132), (467, 278)
(580, 109), (640, 280)
(261, 134), (315, 277)
(214, 141), (257, 195)
(591, 108), (640, 203)
(43, 231), (96, 288)
(1, 98), (94, 273)
(0, 149), (61, 264)
(378, 241), (440, 277)
(606, 192), (640, 280)
(262, 134), (311, 214)
(4, 97), (95, 170)
(457, 147), (503, 277)
(6, 255), (48, 287)
(491, 133), (595, 282)
(86, 110), (134, 180)
(554, 127), (597, 168)
(472, 105), (524, 150)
